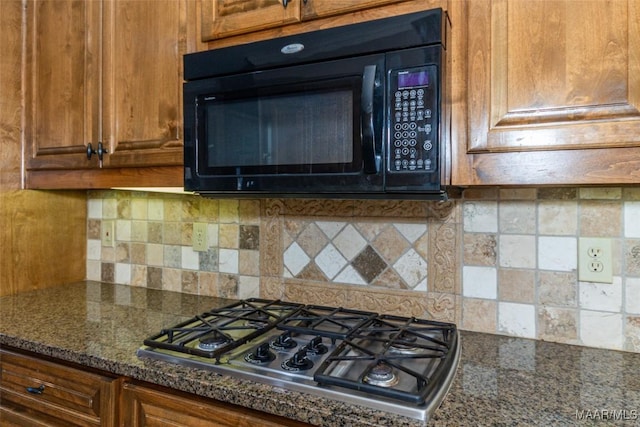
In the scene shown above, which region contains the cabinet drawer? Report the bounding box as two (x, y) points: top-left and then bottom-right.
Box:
(0, 349), (118, 427)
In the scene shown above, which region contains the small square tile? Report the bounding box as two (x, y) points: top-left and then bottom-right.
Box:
(624, 202), (640, 238)
(219, 200), (239, 223)
(538, 201), (578, 235)
(463, 233), (497, 266)
(200, 248), (219, 273)
(580, 201), (622, 237)
(580, 310), (623, 350)
(462, 298), (497, 333)
(498, 302), (536, 338)
(219, 249), (239, 274)
(579, 278), (622, 312)
(538, 271), (577, 307)
(181, 247), (200, 270)
(499, 201), (536, 234)
(538, 306), (578, 343)
(463, 201), (498, 233)
(538, 236), (577, 271)
(626, 278), (640, 314)
(394, 223), (427, 243)
(462, 266), (497, 299)
(239, 225), (260, 250)
(499, 235), (536, 269)
(579, 187), (622, 200)
(499, 269), (535, 303)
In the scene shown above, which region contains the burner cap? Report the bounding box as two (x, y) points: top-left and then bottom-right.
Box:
(363, 362), (399, 388)
(198, 332), (230, 350)
(244, 310), (271, 327)
(389, 331), (419, 353)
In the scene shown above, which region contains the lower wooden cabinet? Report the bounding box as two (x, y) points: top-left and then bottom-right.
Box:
(0, 348), (311, 427)
(121, 381), (310, 427)
(0, 349), (119, 427)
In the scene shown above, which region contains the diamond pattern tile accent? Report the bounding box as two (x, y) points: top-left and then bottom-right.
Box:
(393, 249), (427, 288)
(333, 224), (367, 261)
(284, 242), (310, 276)
(315, 244), (348, 279)
(283, 219), (429, 289)
(352, 245), (387, 283)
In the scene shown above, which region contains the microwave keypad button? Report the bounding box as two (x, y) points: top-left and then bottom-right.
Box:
(424, 109), (431, 118)
(410, 139), (417, 146)
(394, 140), (402, 148)
(425, 124), (432, 134)
(409, 122), (417, 130)
(423, 140), (433, 151)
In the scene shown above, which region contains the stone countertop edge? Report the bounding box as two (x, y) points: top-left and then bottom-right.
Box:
(1, 282), (639, 427)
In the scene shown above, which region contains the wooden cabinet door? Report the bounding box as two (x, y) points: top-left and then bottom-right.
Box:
(201, 0), (302, 41)
(301, 0), (409, 20)
(453, 0), (640, 185)
(101, 0), (186, 168)
(121, 382), (309, 427)
(0, 350), (118, 427)
(24, 0), (101, 171)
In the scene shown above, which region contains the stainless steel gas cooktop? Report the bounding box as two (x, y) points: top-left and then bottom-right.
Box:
(137, 298), (460, 422)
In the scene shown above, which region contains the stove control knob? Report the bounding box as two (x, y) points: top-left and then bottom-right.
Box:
(281, 349), (314, 372)
(244, 342), (276, 364)
(271, 331), (297, 350)
(304, 336), (328, 355)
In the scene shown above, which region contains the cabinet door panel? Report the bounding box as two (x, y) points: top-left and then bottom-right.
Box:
(453, 0), (640, 185)
(201, 0), (301, 41)
(24, 0), (101, 170)
(0, 350), (118, 427)
(122, 382), (309, 427)
(102, 0), (185, 168)
(471, 0), (640, 152)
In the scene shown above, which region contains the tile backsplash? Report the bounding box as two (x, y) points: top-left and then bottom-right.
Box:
(87, 187), (640, 353)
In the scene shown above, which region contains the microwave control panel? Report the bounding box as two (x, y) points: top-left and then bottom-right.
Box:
(388, 65), (437, 174)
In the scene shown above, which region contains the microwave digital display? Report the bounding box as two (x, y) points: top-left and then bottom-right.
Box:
(397, 70), (429, 89)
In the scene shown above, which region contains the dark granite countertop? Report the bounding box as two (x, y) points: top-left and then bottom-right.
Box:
(1, 282), (639, 426)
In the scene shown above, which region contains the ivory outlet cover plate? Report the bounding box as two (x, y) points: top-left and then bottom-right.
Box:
(578, 237), (613, 283)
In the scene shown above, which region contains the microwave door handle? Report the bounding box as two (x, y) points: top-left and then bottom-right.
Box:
(361, 65), (379, 174)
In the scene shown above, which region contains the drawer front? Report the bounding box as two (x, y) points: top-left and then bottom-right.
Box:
(0, 349), (118, 427)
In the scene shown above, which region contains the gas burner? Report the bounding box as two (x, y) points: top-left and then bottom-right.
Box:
(282, 349), (314, 371)
(389, 331), (419, 353)
(244, 310), (271, 328)
(270, 332), (297, 351)
(197, 331), (231, 350)
(244, 343), (276, 364)
(363, 362), (399, 388)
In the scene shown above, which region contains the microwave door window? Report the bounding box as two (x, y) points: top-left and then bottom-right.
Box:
(203, 86), (356, 173)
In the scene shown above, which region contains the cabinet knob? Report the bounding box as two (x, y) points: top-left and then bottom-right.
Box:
(86, 142), (108, 168)
(26, 385), (45, 395)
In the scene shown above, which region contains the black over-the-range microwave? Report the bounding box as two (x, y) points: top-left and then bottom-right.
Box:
(183, 8), (451, 200)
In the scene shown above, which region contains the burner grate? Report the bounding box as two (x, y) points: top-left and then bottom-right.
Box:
(277, 305), (377, 341)
(142, 299), (303, 359)
(313, 315), (458, 404)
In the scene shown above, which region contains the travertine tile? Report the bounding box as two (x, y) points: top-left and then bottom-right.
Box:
(538, 200), (577, 235)
(579, 187), (622, 200)
(372, 225), (409, 263)
(538, 236), (577, 271)
(580, 310), (623, 350)
(462, 266), (497, 299)
(498, 302), (535, 338)
(580, 201), (622, 237)
(538, 271), (577, 307)
(499, 235), (536, 269)
(625, 316), (640, 352)
(499, 201), (536, 234)
(499, 188), (537, 200)
(538, 306), (578, 343)
(463, 201), (498, 233)
(624, 202), (640, 238)
(462, 298), (497, 333)
(579, 278), (622, 312)
(463, 233), (497, 266)
(499, 269), (535, 303)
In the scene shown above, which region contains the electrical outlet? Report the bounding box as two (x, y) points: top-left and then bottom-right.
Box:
(101, 220), (115, 247)
(578, 237), (612, 283)
(192, 222), (208, 252)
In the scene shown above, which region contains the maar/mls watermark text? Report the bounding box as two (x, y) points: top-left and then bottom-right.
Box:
(575, 409), (638, 421)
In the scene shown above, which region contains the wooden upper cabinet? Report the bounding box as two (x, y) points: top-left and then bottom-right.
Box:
(452, 0), (640, 185)
(200, 0), (410, 41)
(201, 0), (302, 41)
(24, 0), (195, 189)
(101, 0), (186, 169)
(24, 0), (101, 171)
